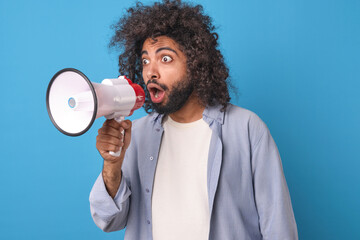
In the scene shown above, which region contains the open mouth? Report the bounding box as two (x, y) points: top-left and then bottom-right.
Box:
(147, 83), (166, 103)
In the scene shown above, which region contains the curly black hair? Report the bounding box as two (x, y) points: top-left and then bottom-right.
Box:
(110, 0), (231, 113)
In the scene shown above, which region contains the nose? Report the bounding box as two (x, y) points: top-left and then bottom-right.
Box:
(145, 62), (160, 81)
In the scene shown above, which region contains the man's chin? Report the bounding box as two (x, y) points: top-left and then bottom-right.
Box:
(152, 104), (173, 115)
(151, 100), (183, 115)
(150, 78), (193, 115)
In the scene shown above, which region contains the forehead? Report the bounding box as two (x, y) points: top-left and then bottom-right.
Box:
(142, 36), (182, 52)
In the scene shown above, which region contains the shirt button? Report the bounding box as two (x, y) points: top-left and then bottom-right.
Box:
(150, 156), (154, 161)
(156, 128), (160, 132)
(147, 220), (151, 224)
(146, 188), (150, 193)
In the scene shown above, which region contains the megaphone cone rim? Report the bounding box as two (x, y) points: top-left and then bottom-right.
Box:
(46, 68), (98, 136)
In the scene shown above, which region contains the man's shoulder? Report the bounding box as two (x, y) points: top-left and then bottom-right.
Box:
(224, 103), (269, 136)
(132, 113), (156, 129)
(226, 104), (264, 125)
(226, 103), (254, 117)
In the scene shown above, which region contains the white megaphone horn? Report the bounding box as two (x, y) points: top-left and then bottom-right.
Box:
(46, 68), (145, 156)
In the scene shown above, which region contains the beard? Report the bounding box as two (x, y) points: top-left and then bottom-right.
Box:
(147, 78), (194, 115)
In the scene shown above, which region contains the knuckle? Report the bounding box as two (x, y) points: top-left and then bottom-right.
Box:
(103, 119), (110, 126)
(104, 143), (111, 150)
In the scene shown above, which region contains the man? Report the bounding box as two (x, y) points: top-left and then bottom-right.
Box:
(90, 0), (298, 239)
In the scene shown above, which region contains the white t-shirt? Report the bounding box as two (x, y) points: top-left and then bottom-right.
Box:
(152, 116), (212, 240)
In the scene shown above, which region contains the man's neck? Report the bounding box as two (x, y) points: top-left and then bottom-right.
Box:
(168, 94), (205, 123)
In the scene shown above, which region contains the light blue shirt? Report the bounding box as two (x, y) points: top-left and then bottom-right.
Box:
(89, 104), (298, 239)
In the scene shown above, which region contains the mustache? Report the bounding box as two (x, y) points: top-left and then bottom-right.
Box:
(146, 79), (169, 91)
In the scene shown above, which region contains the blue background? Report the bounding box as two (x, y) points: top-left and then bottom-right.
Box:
(1, 0), (359, 239)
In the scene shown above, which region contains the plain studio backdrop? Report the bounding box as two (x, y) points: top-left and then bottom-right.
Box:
(0, 0), (359, 239)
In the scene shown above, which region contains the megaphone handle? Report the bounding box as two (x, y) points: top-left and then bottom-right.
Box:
(109, 116), (125, 157)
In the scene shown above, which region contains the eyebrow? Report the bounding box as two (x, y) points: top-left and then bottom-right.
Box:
(141, 47), (178, 56)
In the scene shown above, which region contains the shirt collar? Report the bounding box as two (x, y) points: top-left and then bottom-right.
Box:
(202, 104), (225, 125)
(150, 103), (226, 127)
(151, 112), (164, 129)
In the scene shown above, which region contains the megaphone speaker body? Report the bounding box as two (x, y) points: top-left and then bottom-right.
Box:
(46, 68), (145, 137)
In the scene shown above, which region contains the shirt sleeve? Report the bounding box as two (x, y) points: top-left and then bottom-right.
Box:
(89, 172), (131, 232)
(252, 124), (298, 240)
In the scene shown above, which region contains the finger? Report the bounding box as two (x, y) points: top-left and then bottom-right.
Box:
(122, 120), (132, 150)
(96, 140), (124, 152)
(96, 135), (122, 148)
(98, 126), (123, 138)
(103, 119), (121, 129)
(99, 151), (118, 161)
(98, 150), (124, 162)
(120, 120), (132, 130)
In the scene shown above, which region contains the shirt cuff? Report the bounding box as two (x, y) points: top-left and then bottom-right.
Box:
(89, 172), (131, 215)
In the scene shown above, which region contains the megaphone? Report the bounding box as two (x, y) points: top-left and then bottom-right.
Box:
(46, 68), (145, 156)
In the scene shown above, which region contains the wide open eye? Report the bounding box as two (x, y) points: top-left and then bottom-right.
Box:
(142, 58), (150, 65)
(161, 55), (173, 63)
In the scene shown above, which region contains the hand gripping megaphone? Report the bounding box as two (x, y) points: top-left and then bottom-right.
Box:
(46, 68), (145, 156)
